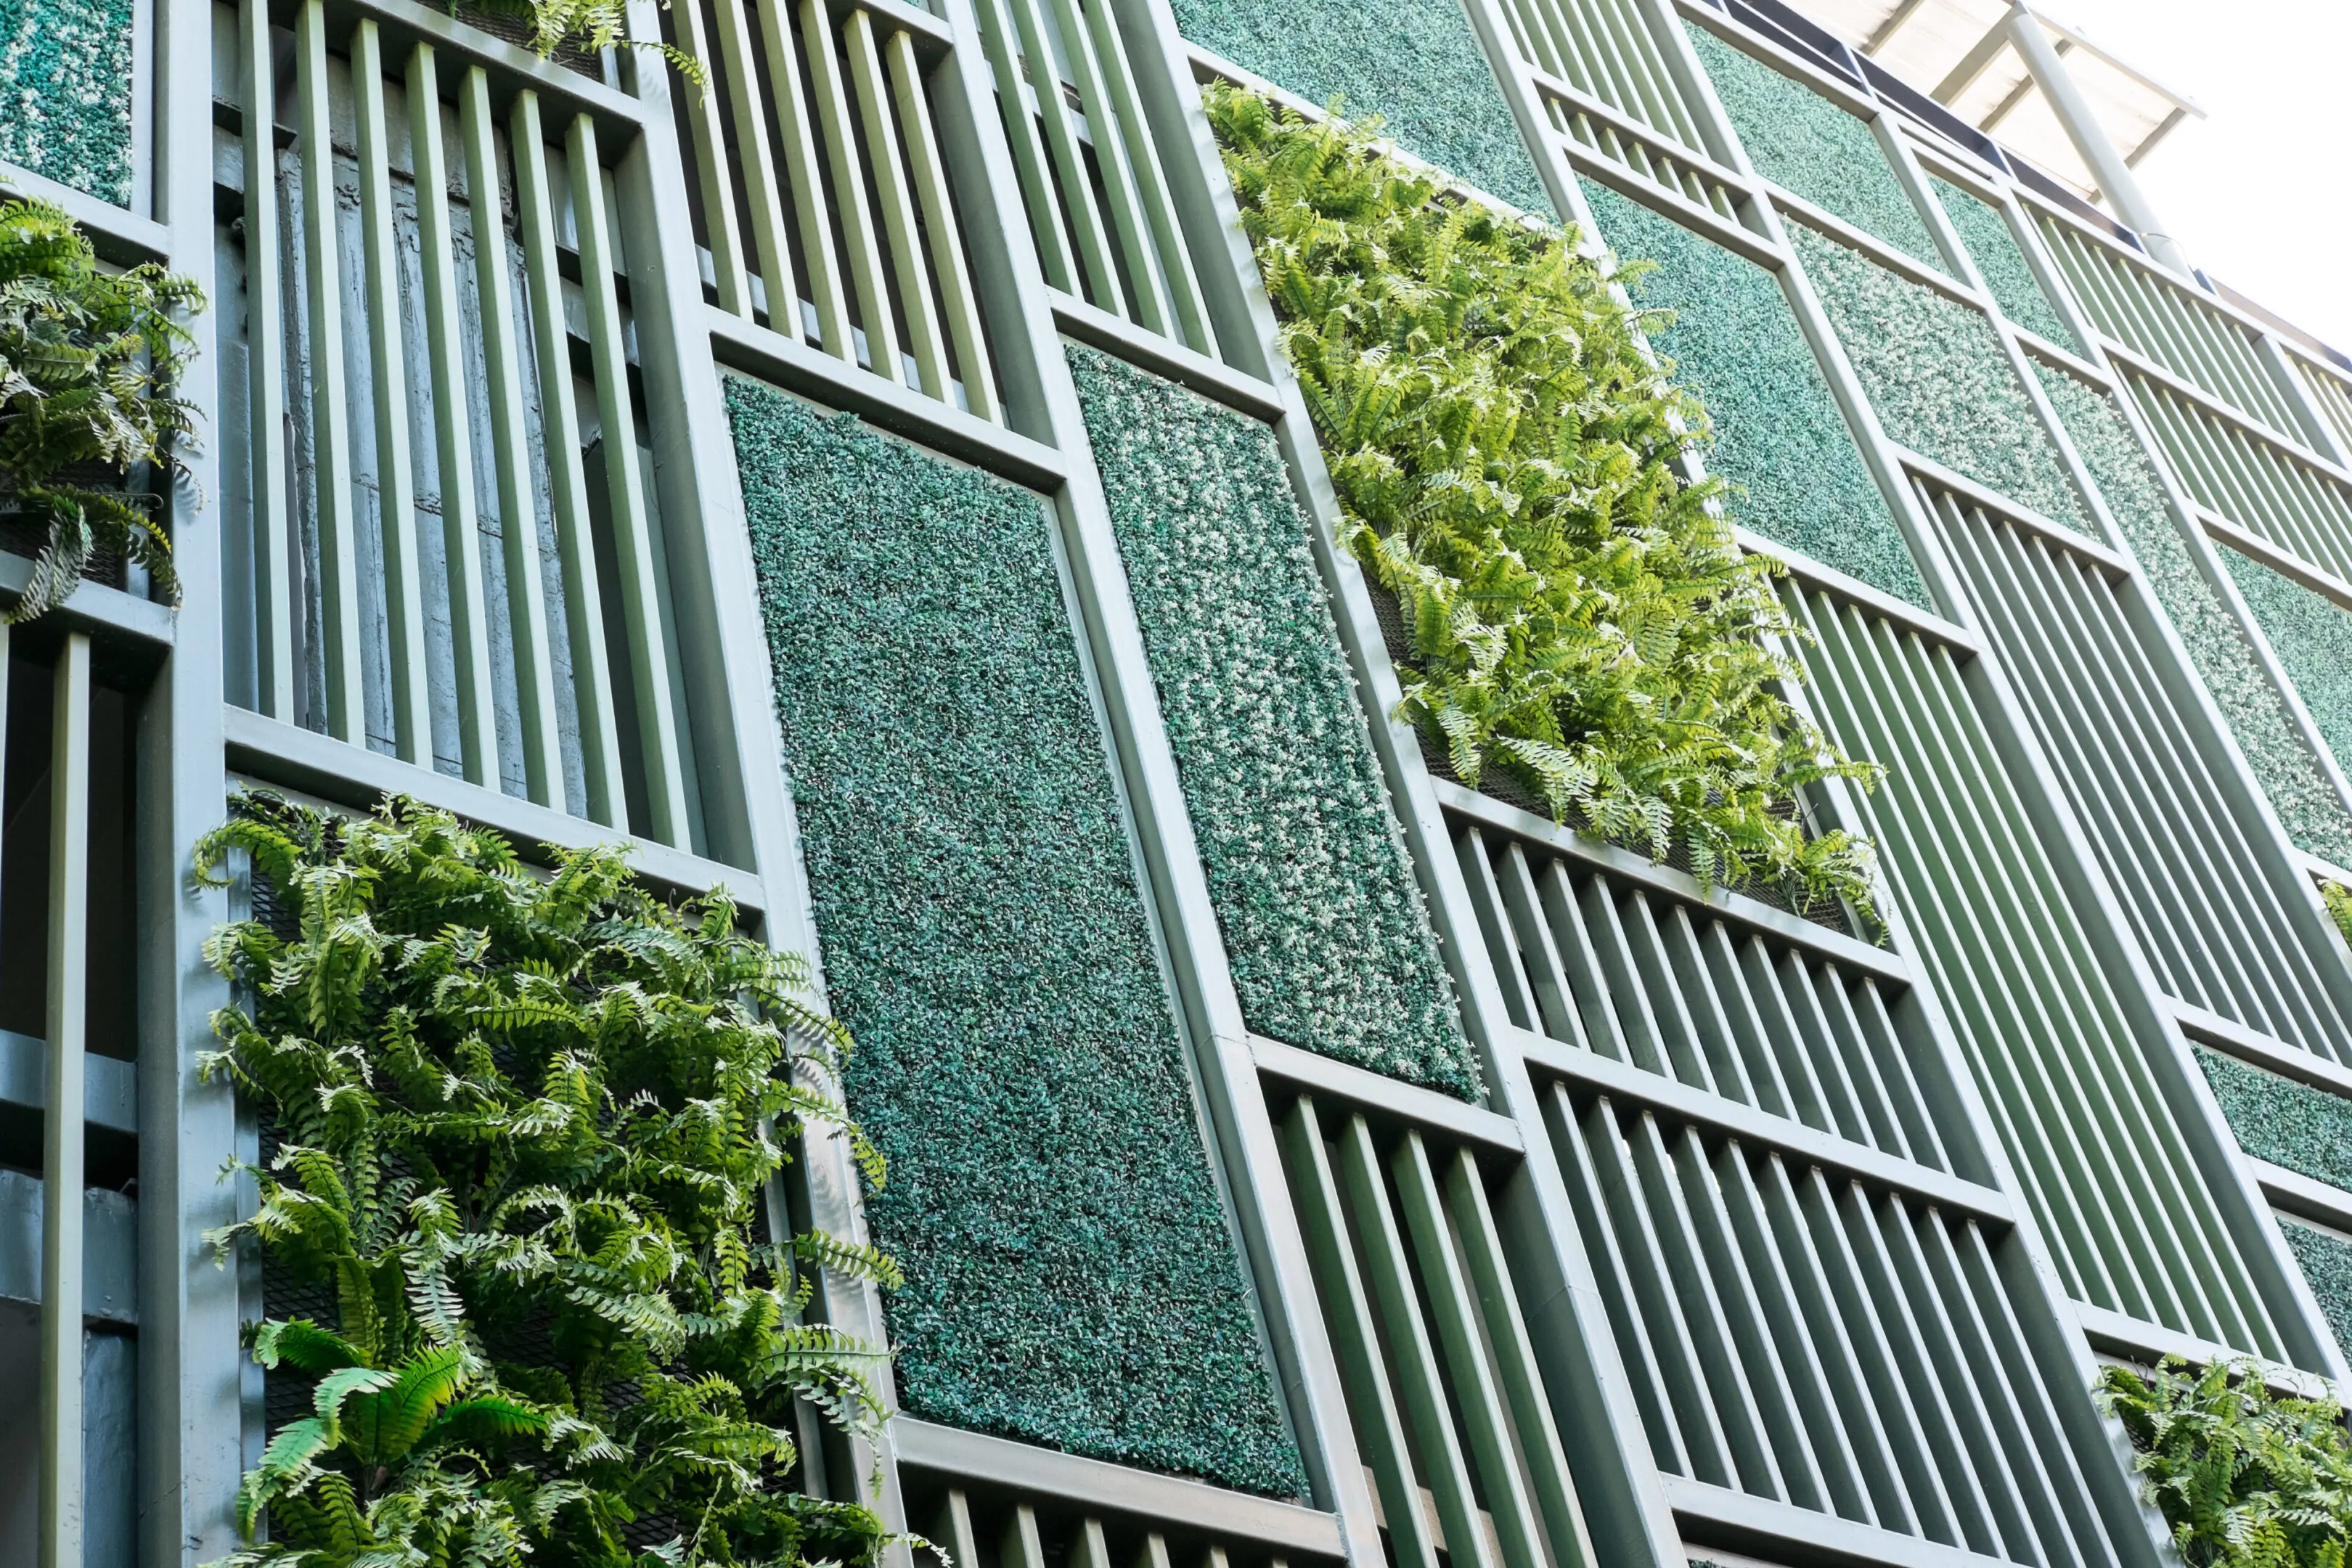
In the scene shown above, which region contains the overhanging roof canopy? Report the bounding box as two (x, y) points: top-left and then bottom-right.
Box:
(1784, 0), (2204, 204)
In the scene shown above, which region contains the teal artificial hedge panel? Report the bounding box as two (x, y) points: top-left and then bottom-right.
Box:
(1066, 344), (1479, 1099)
(1684, 25), (1940, 268)
(2033, 363), (2352, 865)
(2224, 542), (2352, 780)
(0, 0), (132, 204)
(2283, 1219), (2352, 1363)
(1168, 0), (1553, 216)
(1929, 178), (2075, 351)
(1583, 179), (1927, 606)
(2194, 1045), (2352, 1195)
(1790, 221), (2090, 532)
(726, 378), (1306, 1498)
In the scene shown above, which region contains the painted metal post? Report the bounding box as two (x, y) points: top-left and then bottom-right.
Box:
(40, 632), (91, 1568)
(237, 0), (295, 721)
(145, 0), (245, 1556)
(2004, 4), (2189, 274)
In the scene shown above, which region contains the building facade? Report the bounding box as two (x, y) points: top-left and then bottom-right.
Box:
(9, 0), (2352, 1564)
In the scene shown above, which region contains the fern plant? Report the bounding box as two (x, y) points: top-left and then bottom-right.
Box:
(2324, 882), (2352, 950)
(2100, 1357), (2352, 1567)
(198, 794), (899, 1568)
(1206, 86), (1882, 912)
(453, 0), (701, 81)
(0, 197), (196, 621)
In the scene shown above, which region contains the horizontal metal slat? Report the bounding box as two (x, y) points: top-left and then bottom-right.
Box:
(891, 1419), (1347, 1556)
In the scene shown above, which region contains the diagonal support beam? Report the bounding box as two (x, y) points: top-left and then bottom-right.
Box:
(1865, 0), (1929, 57)
(1932, 17), (2012, 102)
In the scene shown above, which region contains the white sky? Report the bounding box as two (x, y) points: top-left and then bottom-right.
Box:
(2049, 0), (2352, 354)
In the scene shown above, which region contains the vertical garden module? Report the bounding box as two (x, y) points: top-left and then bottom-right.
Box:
(728, 380), (1305, 1498)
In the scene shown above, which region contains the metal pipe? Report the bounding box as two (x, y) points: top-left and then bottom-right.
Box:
(2005, 4), (2190, 274)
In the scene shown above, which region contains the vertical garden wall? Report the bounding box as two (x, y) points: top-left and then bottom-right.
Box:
(727, 380), (1304, 1498)
(2194, 1046), (2352, 1356)
(1582, 178), (1927, 605)
(1683, 24), (1937, 266)
(2224, 545), (2352, 780)
(1791, 222), (2087, 528)
(0, 0), (132, 205)
(1928, 177), (2075, 348)
(1168, 0), (1553, 213)
(1068, 346), (1478, 1098)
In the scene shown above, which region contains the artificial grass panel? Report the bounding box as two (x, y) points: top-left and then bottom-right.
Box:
(0, 0), (131, 205)
(1791, 221), (2090, 533)
(2224, 543), (2352, 782)
(1583, 179), (1927, 607)
(2194, 1045), (2352, 1194)
(1929, 177), (2075, 350)
(1685, 24), (1939, 268)
(1169, 0), (1553, 216)
(2283, 1220), (2352, 1362)
(1067, 344), (1479, 1099)
(727, 377), (1305, 1498)
(2033, 364), (2352, 865)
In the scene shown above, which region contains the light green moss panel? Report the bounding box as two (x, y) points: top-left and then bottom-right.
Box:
(1929, 178), (2075, 351)
(0, 0), (132, 205)
(1169, 0), (1553, 216)
(1791, 221), (2089, 532)
(726, 378), (1304, 1498)
(2225, 544), (2352, 784)
(1068, 345), (1480, 1099)
(2034, 365), (2352, 865)
(2282, 1220), (2352, 1363)
(2195, 1045), (2352, 1193)
(1684, 25), (1939, 268)
(1583, 179), (1927, 607)
(2199, 1045), (2352, 1362)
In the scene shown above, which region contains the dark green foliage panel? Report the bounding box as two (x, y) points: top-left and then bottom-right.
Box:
(1583, 179), (1926, 606)
(2225, 544), (2352, 782)
(2282, 1220), (2352, 1362)
(727, 378), (1305, 1498)
(1929, 177), (2075, 349)
(2034, 364), (2352, 865)
(1792, 221), (2089, 532)
(1068, 344), (1478, 1098)
(1684, 24), (1938, 266)
(2195, 1044), (2352, 1195)
(0, 0), (132, 205)
(1169, 0), (1553, 215)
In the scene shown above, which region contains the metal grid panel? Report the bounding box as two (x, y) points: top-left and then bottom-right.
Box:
(2292, 353), (2352, 473)
(1498, 0), (1707, 149)
(1542, 1081), (2116, 1566)
(1921, 480), (2352, 1061)
(224, 9), (699, 845)
(1451, 822), (1952, 1169)
(2033, 215), (2303, 440)
(1789, 581), (2295, 1361)
(669, 0), (1001, 415)
(1490, 0), (1744, 218)
(2128, 373), (2352, 586)
(1278, 1094), (1594, 1568)
(971, 0), (1217, 356)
